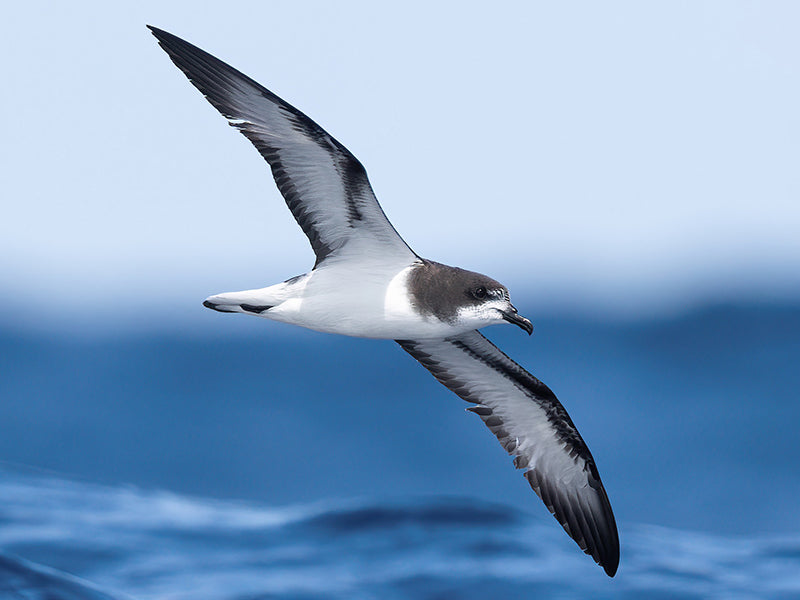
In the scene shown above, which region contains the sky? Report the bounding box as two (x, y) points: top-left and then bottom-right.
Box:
(2, 1), (799, 323)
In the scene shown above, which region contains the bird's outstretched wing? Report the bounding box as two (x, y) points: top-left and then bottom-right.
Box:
(397, 331), (619, 576)
(148, 26), (417, 267)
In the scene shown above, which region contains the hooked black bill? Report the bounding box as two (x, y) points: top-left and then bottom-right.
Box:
(501, 307), (533, 335)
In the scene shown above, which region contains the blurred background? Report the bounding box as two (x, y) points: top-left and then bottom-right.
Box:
(1, 1), (799, 598)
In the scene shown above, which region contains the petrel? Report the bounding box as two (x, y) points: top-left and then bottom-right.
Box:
(149, 26), (619, 576)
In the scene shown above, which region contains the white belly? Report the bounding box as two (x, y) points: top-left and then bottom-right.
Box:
(265, 262), (467, 339)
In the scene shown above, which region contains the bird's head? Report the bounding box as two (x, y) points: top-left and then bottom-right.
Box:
(409, 260), (533, 335)
(457, 277), (533, 335)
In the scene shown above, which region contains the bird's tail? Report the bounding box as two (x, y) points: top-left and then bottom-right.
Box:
(202, 274), (308, 316)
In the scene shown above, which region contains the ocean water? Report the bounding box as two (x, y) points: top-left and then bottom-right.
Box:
(2, 467), (800, 600)
(1, 302), (799, 598)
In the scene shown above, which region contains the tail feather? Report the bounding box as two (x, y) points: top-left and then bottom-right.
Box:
(202, 275), (308, 316)
(202, 299), (272, 314)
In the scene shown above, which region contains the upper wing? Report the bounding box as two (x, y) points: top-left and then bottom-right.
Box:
(148, 26), (417, 267)
(397, 331), (619, 576)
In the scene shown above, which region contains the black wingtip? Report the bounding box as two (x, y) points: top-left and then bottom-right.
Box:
(598, 526), (620, 577)
(604, 560), (619, 578)
(602, 546), (620, 577)
(147, 25), (178, 54)
(146, 24), (167, 38)
(146, 24), (164, 39)
(147, 25), (189, 51)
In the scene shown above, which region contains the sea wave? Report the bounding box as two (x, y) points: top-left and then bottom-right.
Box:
(1, 467), (799, 599)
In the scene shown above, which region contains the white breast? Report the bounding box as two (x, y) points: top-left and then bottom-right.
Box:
(384, 265), (417, 322)
(264, 260), (470, 340)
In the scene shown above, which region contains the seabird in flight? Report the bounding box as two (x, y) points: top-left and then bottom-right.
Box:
(148, 26), (619, 576)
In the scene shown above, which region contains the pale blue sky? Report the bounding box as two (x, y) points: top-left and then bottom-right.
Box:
(2, 1), (799, 322)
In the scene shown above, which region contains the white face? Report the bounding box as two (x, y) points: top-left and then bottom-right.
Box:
(457, 298), (510, 327)
(455, 286), (533, 334)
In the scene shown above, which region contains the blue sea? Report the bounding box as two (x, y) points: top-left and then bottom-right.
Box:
(1, 302), (799, 599)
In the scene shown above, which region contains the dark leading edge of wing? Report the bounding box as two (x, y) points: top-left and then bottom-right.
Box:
(148, 26), (416, 266)
(397, 331), (619, 577)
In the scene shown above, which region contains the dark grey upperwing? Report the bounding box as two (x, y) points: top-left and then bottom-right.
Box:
(148, 26), (417, 266)
(397, 331), (619, 577)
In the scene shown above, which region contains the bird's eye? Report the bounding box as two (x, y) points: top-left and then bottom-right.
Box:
(473, 286), (487, 299)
